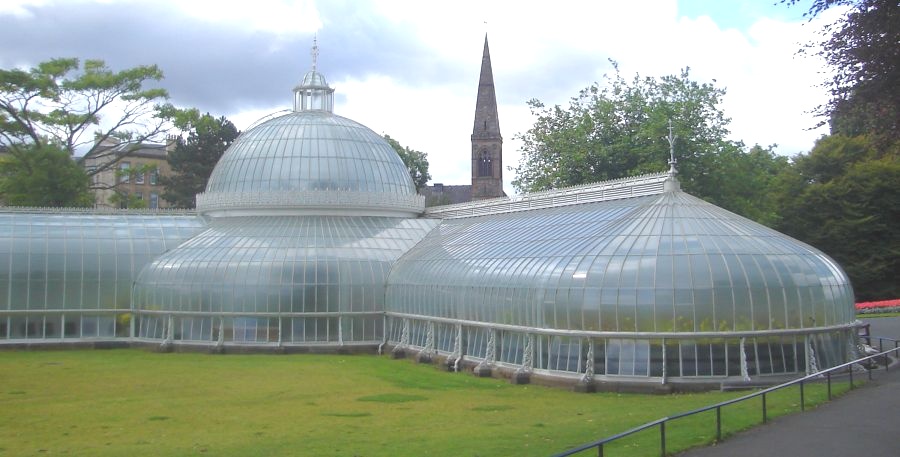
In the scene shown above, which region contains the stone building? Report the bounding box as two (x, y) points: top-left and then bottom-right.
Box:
(82, 138), (174, 209)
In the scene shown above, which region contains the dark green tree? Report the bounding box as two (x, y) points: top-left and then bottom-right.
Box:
(0, 58), (171, 181)
(513, 64), (788, 223)
(709, 144), (790, 226)
(160, 113), (239, 208)
(786, 0), (899, 149)
(773, 134), (899, 301)
(0, 143), (93, 207)
(383, 134), (431, 192)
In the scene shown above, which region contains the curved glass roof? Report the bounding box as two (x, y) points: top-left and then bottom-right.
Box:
(301, 70), (328, 87)
(133, 216), (439, 314)
(386, 191), (855, 334)
(0, 211), (205, 313)
(198, 111), (422, 216)
(205, 112), (415, 196)
(197, 57), (422, 217)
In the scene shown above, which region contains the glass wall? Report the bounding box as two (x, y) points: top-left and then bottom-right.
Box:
(0, 211), (206, 340)
(133, 215), (438, 346)
(386, 191), (857, 376)
(386, 316), (857, 380)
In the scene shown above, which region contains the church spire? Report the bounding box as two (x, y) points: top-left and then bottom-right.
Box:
(472, 34), (501, 139)
(471, 34), (505, 200)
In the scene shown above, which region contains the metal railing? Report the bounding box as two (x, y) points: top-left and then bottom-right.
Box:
(553, 336), (900, 457)
(424, 173), (669, 219)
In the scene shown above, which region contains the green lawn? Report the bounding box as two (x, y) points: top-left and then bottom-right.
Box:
(858, 311), (900, 318)
(0, 350), (850, 457)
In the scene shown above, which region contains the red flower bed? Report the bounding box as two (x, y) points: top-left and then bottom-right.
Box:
(856, 299), (900, 314)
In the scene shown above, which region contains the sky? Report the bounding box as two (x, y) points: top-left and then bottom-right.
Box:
(0, 0), (842, 195)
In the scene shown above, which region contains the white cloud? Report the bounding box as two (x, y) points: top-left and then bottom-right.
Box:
(172, 0), (321, 36)
(335, 74), (474, 187)
(0, 0), (48, 18)
(278, 0), (838, 195)
(2, 0), (841, 196)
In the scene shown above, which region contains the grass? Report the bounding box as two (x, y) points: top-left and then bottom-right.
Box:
(858, 311), (900, 318)
(0, 349), (852, 457)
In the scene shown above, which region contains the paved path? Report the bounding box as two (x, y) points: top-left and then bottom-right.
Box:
(677, 317), (900, 457)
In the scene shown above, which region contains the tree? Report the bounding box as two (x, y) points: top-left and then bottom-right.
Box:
(0, 58), (171, 181)
(773, 134), (899, 301)
(160, 113), (239, 208)
(786, 0), (899, 149)
(710, 144), (790, 226)
(108, 190), (148, 209)
(383, 134), (431, 192)
(0, 143), (93, 207)
(513, 64), (789, 223)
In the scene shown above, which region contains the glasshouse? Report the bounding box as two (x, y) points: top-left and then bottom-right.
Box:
(0, 52), (860, 389)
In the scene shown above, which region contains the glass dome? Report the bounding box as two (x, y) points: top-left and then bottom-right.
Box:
(197, 112), (423, 217)
(385, 189), (857, 379)
(301, 70), (328, 87)
(196, 56), (423, 217)
(387, 191), (855, 332)
(133, 216), (438, 345)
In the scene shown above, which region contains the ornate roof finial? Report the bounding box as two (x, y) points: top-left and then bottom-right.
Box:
(311, 34), (319, 72)
(293, 35), (334, 113)
(665, 119), (677, 176)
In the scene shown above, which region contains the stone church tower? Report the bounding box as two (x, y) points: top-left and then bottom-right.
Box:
(470, 34), (505, 200)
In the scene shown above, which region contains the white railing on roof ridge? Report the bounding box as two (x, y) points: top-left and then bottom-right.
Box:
(0, 206), (198, 215)
(196, 189), (425, 214)
(425, 172), (670, 219)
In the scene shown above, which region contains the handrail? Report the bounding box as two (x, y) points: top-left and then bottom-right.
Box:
(553, 335), (900, 457)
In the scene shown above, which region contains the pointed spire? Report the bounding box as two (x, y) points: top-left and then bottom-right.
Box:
(471, 34), (504, 200)
(473, 34), (500, 139)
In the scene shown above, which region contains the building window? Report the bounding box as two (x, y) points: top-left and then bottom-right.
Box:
(85, 166), (99, 185)
(135, 166), (145, 184)
(135, 191), (143, 202)
(477, 150), (492, 177)
(149, 192), (159, 209)
(149, 168), (159, 185)
(118, 162), (131, 183)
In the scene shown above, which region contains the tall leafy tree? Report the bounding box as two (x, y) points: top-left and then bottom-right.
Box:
(773, 135), (899, 301)
(383, 134), (431, 192)
(0, 143), (93, 207)
(0, 58), (171, 181)
(160, 113), (239, 208)
(787, 0), (899, 149)
(777, 0), (899, 300)
(513, 64), (788, 222)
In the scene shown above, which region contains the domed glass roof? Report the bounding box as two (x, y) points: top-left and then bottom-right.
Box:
(204, 111), (416, 196)
(195, 53), (423, 217)
(386, 190), (855, 333)
(133, 216), (439, 315)
(301, 70), (328, 87)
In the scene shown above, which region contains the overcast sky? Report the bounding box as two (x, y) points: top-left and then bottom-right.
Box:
(0, 0), (841, 195)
